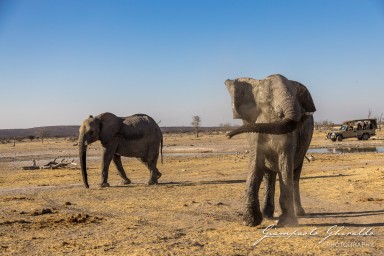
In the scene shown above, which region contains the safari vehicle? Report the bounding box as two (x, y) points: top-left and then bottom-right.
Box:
(326, 119), (377, 142)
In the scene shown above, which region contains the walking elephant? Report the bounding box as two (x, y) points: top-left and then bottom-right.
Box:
(225, 74), (316, 227)
(78, 112), (163, 188)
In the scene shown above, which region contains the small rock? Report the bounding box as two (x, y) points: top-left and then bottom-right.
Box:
(67, 213), (89, 223)
(31, 208), (53, 216)
(41, 208), (53, 214)
(191, 242), (204, 247)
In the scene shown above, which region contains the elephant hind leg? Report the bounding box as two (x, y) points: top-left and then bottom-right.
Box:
(293, 162), (305, 216)
(141, 155), (162, 185)
(113, 155), (131, 185)
(147, 166), (161, 185)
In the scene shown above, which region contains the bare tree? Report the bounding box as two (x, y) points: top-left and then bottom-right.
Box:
(377, 113), (383, 130)
(314, 120), (335, 131)
(368, 109), (372, 119)
(27, 135), (36, 141)
(36, 128), (49, 144)
(219, 123), (232, 128)
(191, 116), (201, 138)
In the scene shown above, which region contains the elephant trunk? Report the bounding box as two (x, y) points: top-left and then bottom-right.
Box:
(227, 76), (302, 139)
(79, 138), (89, 188)
(227, 118), (298, 138)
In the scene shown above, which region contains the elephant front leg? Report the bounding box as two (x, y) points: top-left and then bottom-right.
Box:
(277, 155), (298, 227)
(113, 155), (131, 185)
(262, 168), (276, 219)
(100, 147), (116, 188)
(243, 154), (265, 226)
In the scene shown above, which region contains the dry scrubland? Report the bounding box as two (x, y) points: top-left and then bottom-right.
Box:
(0, 130), (383, 255)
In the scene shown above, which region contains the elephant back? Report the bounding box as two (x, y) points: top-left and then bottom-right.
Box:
(119, 114), (161, 141)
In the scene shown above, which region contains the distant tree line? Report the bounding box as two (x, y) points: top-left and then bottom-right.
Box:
(0, 127), (79, 145)
(0, 123), (242, 145)
(0, 135), (78, 145)
(160, 125), (239, 135)
(314, 120), (335, 131)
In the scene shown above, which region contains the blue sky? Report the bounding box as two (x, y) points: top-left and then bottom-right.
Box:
(0, 0), (383, 129)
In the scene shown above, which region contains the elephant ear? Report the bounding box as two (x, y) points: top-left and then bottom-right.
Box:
(291, 81), (316, 114)
(97, 112), (123, 145)
(225, 78), (257, 122)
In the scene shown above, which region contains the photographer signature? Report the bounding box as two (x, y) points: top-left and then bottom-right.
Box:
(253, 224), (374, 246)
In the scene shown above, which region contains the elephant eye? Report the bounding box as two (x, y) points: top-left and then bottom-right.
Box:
(89, 131), (94, 136)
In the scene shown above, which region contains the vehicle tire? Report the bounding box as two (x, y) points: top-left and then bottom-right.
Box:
(362, 133), (370, 140)
(337, 135), (343, 141)
(358, 137), (363, 140)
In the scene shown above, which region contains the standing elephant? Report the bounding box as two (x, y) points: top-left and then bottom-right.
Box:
(225, 74), (316, 227)
(78, 112), (163, 188)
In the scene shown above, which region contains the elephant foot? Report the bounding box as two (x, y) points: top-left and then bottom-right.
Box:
(243, 208), (263, 227)
(148, 171), (162, 185)
(147, 179), (158, 185)
(277, 214), (298, 227)
(295, 206), (306, 216)
(99, 182), (110, 188)
(121, 179), (131, 185)
(262, 208), (275, 219)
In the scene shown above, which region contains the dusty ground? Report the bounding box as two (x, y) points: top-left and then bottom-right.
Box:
(0, 131), (383, 255)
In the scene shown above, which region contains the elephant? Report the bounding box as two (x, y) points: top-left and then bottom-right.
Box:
(78, 112), (163, 188)
(225, 74), (316, 227)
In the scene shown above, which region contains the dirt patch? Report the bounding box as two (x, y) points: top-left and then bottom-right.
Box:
(0, 132), (383, 255)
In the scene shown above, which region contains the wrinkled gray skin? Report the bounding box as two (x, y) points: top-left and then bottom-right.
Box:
(78, 112), (163, 188)
(226, 74), (316, 227)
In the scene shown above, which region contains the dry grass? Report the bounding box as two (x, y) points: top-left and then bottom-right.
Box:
(0, 132), (383, 255)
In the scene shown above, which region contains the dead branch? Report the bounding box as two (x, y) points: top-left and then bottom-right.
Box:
(23, 158), (79, 170)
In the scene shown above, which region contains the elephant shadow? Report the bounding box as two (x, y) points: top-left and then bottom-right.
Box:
(113, 173), (350, 187)
(159, 179), (247, 186)
(111, 179), (246, 188)
(298, 209), (384, 227)
(300, 174), (352, 180)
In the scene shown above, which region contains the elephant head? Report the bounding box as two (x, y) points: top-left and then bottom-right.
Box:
(225, 74), (316, 138)
(78, 112), (122, 188)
